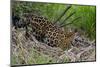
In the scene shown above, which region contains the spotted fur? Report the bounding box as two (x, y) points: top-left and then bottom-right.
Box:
(12, 13), (75, 50)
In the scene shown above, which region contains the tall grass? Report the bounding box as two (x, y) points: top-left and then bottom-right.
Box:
(72, 5), (96, 40)
(12, 1), (96, 39)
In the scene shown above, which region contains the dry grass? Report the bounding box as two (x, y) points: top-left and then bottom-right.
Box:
(11, 27), (96, 66)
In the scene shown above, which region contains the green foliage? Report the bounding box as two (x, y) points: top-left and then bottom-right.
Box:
(12, 1), (96, 39)
(12, 1), (96, 65)
(72, 5), (96, 40)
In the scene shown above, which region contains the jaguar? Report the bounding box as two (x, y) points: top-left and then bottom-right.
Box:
(12, 6), (79, 50)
